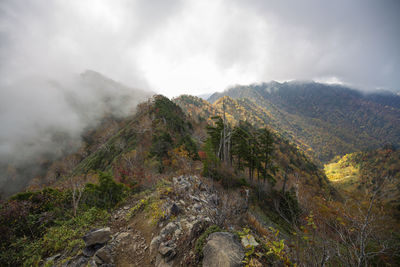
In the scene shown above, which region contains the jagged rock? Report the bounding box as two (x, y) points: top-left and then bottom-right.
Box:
(83, 228), (111, 246)
(202, 232), (244, 267)
(241, 234), (259, 248)
(174, 228), (182, 237)
(189, 219), (209, 239)
(190, 195), (201, 202)
(45, 253), (61, 263)
(159, 244), (175, 259)
(157, 262), (173, 267)
(193, 203), (202, 211)
(62, 255), (89, 267)
(158, 242), (176, 263)
(169, 203), (180, 216)
(160, 222), (179, 236)
(150, 235), (162, 255)
(115, 232), (130, 241)
(94, 246), (113, 264)
(83, 243), (104, 257)
(209, 194), (219, 206)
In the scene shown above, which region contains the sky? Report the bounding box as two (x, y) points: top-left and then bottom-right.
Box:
(1, 0), (399, 98)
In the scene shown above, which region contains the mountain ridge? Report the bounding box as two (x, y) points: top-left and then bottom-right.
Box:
(204, 81), (400, 163)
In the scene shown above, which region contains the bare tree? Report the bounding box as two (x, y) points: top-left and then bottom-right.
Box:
(328, 176), (396, 267)
(71, 176), (84, 217)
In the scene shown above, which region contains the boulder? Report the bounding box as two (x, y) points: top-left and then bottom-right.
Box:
(158, 243), (176, 262)
(150, 235), (163, 255)
(94, 245), (113, 264)
(202, 232), (244, 267)
(241, 234), (259, 249)
(83, 227), (111, 246)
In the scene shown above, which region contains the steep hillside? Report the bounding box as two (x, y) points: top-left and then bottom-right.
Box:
(174, 95), (331, 197)
(325, 146), (400, 216)
(207, 81), (400, 163)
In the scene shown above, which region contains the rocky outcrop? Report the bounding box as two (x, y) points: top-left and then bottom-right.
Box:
(49, 175), (248, 266)
(202, 232), (244, 267)
(83, 227), (112, 247)
(147, 175), (222, 266)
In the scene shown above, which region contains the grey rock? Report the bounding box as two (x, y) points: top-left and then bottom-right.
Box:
(209, 194), (219, 206)
(169, 203), (180, 216)
(150, 235), (162, 255)
(194, 203), (202, 211)
(241, 234), (259, 248)
(190, 219), (209, 239)
(190, 195), (201, 202)
(158, 243), (176, 262)
(62, 255), (89, 267)
(83, 227), (111, 246)
(174, 229), (182, 237)
(45, 253), (61, 263)
(160, 222), (179, 236)
(94, 246), (113, 264)
(115, 232), (130, 241)
(82, 243), (104, 257)
(157, 261), (173, 267)
(202, 232), (244, 267)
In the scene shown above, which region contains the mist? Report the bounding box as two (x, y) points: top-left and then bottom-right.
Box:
(0, 70), (152, 196)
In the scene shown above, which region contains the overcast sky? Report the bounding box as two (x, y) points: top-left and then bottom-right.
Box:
(1, 0), (399, 97)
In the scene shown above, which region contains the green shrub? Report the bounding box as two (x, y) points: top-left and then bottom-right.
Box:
(179, 134), (199, 160)
(83, 171), (128, 209)
(1, 207), (109, 266)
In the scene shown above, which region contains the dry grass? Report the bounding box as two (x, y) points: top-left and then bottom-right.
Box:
(247, 213), (271, 238)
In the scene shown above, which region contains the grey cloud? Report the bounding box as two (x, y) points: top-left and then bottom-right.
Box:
(228, 0), (400, 90)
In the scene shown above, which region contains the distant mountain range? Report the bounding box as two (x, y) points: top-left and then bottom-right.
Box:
(176, 81), (400, 163)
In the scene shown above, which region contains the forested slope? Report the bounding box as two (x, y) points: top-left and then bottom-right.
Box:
(206, 81), (400, 163)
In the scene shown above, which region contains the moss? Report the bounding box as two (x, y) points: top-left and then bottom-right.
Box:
(126, 198), (149, 221)
(148, 200), (167, 225)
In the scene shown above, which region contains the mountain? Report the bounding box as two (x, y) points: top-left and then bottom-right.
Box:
(1, 92), (399, 266)
(206, 81), (400, 163)
(196, 93), (213, 100)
